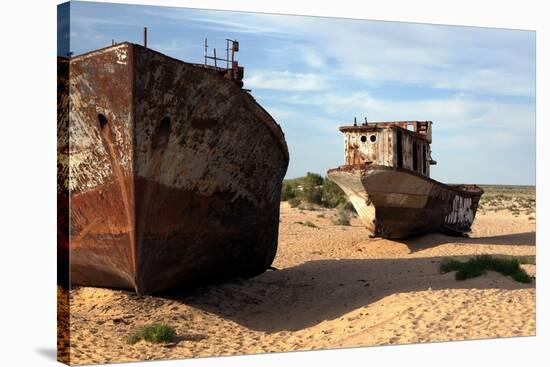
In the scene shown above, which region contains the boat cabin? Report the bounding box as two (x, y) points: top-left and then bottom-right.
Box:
(339, 120), (437, 177)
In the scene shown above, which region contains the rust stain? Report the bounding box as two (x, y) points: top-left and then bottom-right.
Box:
(328, 120), (482, 239)
(97, 114), (137, 284)
(339, 121), (434, 175)
(58, 42), (289, 294)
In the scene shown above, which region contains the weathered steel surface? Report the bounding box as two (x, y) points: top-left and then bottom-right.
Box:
(57, 56), (70, 288)
(66, 44), (136, 291)
(328, 165), (483, 238)
(58, 43), (289, 294)
(340, 121), (434, 177)
(131, 45), (288, 293)
(328, 121), (482, 239)
(57, 56), (71, 364)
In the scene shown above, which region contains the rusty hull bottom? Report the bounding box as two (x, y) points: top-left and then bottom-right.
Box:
(58, 191), (70, 289)
(69, 178), (280, 294)
(327, 165), (483, 239)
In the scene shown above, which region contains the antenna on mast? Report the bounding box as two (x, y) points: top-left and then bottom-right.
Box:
(143, 27), (148, 48)
(204, 38), (208, 65)
(202, 38), (245, 88)
(226, 39), (230, 69)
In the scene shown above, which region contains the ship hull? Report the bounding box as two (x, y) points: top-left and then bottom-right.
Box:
(327, 165), (483, 239)
(58, 43), (289, 294)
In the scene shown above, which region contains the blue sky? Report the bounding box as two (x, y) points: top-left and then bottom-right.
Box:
(59, 1), (536, 185)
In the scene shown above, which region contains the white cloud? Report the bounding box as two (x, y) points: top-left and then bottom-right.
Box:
(136, 8), (299, 37)
(302, 48), (326, 69)
(73, 5), (535, 97)
(187, 11), (535, 97)
(281, 91), (535, 136)
(268, 106), (338, 133)
(245, 70), (328, 91)
(147, 39), (196, 57)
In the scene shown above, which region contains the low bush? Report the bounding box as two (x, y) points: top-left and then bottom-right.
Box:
(281, 173), (350, 209)
(126, 324), (176, 345)
(440, 255), (532, 283)
(294, 220), (318, 228)
(288, 197), (301, 208)
(302, 220), (318, 228)
(334, 207), (351, 226)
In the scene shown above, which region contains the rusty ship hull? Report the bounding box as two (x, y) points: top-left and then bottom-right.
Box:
(328, 165), (483, 239)
(58, 43), (289, 294)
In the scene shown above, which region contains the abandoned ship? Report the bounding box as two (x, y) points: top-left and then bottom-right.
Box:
(327, 120), (483, 239)
(57, 39), (289, 294)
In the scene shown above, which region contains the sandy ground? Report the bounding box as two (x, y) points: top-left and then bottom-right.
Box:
(60, 203), (536, 365)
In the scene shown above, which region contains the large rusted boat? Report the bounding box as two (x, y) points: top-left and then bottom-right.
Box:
(57, 41), (289, 294)
(327, 120), (483, 239)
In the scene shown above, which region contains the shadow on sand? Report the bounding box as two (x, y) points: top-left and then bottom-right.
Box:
(395, 231), (536, 253)
(161, 256), (534, 333)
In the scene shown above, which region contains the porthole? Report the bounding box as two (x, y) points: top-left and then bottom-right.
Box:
(159, 116), (171, 134)
(151, 116), (172, 150)
(97, 113), (108, 131)
(360, 135), (367, 143)
(370, 135), (376, 142)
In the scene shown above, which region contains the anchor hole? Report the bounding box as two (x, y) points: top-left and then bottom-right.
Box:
(98, 113), (108, 132)
(151, 116), (171, 150)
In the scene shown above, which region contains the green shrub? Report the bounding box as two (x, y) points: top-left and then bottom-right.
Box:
(126, 324), (176, 345)
(303, 220), (318, 228)
(302, 172), (323, 204)
(298, 201), (317, 211)
(294, 220), (318, 228)
(517, 256), (536, 265)
(334, 207), (351, 226)
(280, 181), (296, 201)
(288, 197), (301, 208)
(321, 178), (347, 208)
(342, 201), (357, 214)
(281, 173), (352, 209)
(440, 255), (532, 283)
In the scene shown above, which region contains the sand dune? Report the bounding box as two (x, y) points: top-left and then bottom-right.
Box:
(63, 202), (536, 365)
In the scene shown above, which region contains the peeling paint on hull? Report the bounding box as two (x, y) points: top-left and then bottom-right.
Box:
(327, 165), (483, 239)
(57, 43), (289, 294)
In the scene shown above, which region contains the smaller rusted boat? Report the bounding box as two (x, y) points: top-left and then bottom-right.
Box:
(327, 120), (483, 239)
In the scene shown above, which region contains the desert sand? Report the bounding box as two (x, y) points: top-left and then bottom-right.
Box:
(60, 198), (536, 365)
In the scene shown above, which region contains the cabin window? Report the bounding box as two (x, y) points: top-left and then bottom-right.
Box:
(97, 113), (108, 131)
(370, 135), (376, 142)
(360, 135), (367, 143)
(413, 141), (418, 172)
(396, 130), (403, 168)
